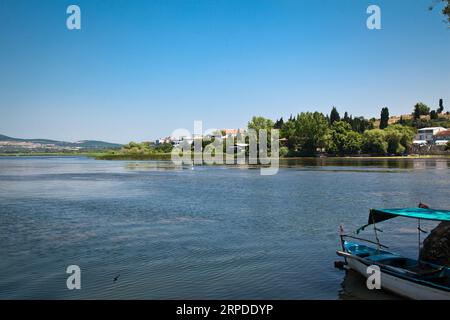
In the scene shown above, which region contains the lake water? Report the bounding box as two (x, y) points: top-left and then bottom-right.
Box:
(0, 156), (449, 299)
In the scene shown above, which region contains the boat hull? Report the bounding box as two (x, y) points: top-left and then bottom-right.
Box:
(346, 255), (450, 300)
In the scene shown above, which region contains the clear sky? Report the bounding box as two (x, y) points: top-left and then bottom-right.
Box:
(0, 0), (449, 143)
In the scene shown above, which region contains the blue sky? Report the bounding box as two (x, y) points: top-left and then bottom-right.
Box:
(0, 0), (449, 143)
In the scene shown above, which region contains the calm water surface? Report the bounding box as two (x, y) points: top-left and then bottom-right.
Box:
(0, 156), (449, 299)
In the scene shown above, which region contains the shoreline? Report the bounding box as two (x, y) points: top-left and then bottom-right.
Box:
(1, 152), (450, 160)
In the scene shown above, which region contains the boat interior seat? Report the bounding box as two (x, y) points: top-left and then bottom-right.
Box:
(371, 256), (447, 278)
(344, 242), (388, 258)
(367, 253), (402, 263)
(404, 263), (446, 277)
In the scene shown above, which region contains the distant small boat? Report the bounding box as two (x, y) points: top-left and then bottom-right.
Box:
(336, 207), (450, 300)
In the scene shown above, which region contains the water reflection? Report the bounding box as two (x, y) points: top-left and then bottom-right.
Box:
(121, 157), (450, 172)
(0, 156), (449, 299)
(281, 157), (450, 170)
(124, 161), (188, 171)
(338, 270), (402, 300)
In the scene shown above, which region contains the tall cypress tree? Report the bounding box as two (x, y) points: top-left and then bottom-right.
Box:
(380, 107), (389, 129)
(438, 99), (444, 114)
(330, 107), (340, 125)
(343, 111), (350, 123)
(274, 117), (284, 129)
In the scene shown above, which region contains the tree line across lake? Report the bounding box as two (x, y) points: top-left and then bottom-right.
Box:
(249, 100), (450, 157)
(108, 100), (450, 159)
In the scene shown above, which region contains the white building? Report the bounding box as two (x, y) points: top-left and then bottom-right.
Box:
(155, 137), (172, 145)
(413, 127), (446, 145)
(434, 129), (450, 146)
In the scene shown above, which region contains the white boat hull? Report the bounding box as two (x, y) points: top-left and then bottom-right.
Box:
(347, 256), (450, 300)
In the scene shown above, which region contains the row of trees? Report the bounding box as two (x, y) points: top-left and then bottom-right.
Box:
(413, 100), (445, 120)
(274, 109), (373, 134)
(328, 122), (415, 156)
(249, 101), (446, 156)
(271, 113), (413, 156)
(382, 100), (448, 129)
(399, 100), (450, 129)
(120, 99), (447, 158)
(122, 141), (173, 154)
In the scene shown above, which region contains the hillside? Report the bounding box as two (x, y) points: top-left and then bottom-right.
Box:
(0, 134), (122, 152)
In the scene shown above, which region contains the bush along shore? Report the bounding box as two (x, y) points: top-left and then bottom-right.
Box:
(94, 141), (174, 160)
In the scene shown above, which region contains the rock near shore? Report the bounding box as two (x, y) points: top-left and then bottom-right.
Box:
(420, 222), (450, 267)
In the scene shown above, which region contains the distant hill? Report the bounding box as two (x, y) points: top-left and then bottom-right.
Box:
(0, 134), (122, 152)
(71, 140), (123, 149)
(0, 134), (20, 141)
(0, 134), (66, 145)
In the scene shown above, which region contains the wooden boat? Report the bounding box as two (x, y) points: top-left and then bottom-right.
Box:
(336, 207), (450, 300)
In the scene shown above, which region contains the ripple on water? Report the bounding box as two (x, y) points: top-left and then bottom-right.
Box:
(0, 157), (449, 299)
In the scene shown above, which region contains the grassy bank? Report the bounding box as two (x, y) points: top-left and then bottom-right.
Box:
(95, 153), (172, 160)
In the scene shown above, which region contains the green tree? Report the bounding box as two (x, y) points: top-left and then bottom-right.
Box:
(380, 107), (390, 129)
(383, 125), (415, 154)
(140, 141), (152, 149)
(414, 103), (430, 119)
(295, 112), (329, 154)
(123, 141), (140, 150)
(385, 128), (404, 154)
(396, 125), (415, 151)
(274, 117), (284, 129)
(362, 129), (388, 155)
(248, 116), (275, 155)
(279, 146), (289, 157)
(330, 107), (340, 125)
(343, 131), (363, 155)
(327, 121), (362, 155)
(343, 112), (350, 123)
(351, 116), (373, 133)
(280, 118), (298, 151)
(430, 110), (438, 120)
(155, 143), (173, 153)
(429, 1), (450, 24)
(248, 116), (274, 134)
(327, 121), (347, 154)
(445, 1), (450, 23)
(438, 99), (444, 114)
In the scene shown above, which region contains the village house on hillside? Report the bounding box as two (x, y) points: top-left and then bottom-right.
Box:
(155, 128), (247, 148)
(413, 127), (449, 146)
(433, 129), (450, 146)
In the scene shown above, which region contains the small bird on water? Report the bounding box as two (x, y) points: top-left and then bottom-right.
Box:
(113, 274), (120, 283)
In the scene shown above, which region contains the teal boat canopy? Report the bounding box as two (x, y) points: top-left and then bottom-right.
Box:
(356, 207), (450, 234)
